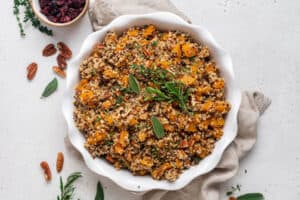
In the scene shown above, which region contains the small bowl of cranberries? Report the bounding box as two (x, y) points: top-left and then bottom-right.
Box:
(30, 0), (89, 27)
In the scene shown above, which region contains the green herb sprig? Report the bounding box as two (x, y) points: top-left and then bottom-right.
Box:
(151, 116), (165, 139)
(146, 81), (190, 112)
(13, 0), (53, 37)
(57, 172), (82, 200)
(95, 181), (104, 200)
(128, 74), (140, 94)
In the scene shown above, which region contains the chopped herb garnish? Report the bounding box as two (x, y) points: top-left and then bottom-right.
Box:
(151, 41), (158, 47)
(95, 116), (101, 122)
(115, 95), (123, 104)
(151, 116), (165, 139)
(128, 74), (140, 94)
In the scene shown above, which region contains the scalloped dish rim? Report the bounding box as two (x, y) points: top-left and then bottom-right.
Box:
(62, 12), (241, 192)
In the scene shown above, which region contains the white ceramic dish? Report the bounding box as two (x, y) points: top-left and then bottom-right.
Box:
(62, 12), (241, 192)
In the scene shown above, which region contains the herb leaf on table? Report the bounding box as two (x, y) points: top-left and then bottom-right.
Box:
(237, 193), (264, 200)
(95, 181), (104, 200)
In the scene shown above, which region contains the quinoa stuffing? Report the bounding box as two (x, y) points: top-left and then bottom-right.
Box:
(73, 25), (231, 181)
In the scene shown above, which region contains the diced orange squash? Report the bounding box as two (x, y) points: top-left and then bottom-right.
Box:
(205, 62), (216, 72)
(186, 123), (197, 132)
(180, 75), (196, 85)
(179, 139), (189, 148)
(196, 86), (211, 95)
(80, 90), (94, 103)
(127, 29), (139, 36)
(200, 101), (213, 112)
(76, 79), (88, 91)
(210, 118), (225, 128)
(103, 69), (118, 79)
(104, 115), (114, 126)
(129, 118), (138, 126)
(119, 130), (129, 147)
(143, 25), (155, 37)
(138, 131), (147, 142)
(160, 60), (170, 69)
(163, 124), (175, 132)
(191, 65), (198, 74)
(114, 143), (125, 155)
(212, 79), (225, 89)
(151, 163), (172, 179)
(102, 100), (112, 110)
(172, 43), (182, 57)
(140, 156), (153, 168)
(87, 132), (107, 145)
(182, 43), (198, 57)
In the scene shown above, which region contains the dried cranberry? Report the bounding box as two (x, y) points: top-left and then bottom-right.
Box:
(39, 0), (86, 23)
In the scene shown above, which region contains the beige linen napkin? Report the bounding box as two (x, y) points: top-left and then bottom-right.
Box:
(70, 1), (271, 199)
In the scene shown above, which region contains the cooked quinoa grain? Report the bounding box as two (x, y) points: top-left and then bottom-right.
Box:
(74, 25), (231, 181)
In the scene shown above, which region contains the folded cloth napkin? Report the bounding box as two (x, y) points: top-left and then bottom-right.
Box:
(70, 1), (271, 199)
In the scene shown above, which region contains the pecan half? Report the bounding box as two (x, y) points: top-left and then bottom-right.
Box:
(27, 62), (38, 80)
(57, 42), (72, 59)
(42, 43), (57, 57)
(52, 66), (66, 78)
(40, 161), (51, 181)
(57, 54), (67, 69)
(56, 152), (64, 173)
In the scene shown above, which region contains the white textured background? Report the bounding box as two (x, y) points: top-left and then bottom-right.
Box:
(0, 0), (300, 199)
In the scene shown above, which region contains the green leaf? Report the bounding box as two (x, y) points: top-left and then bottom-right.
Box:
(95, 181), (104, 200)
(41, 78), (58, 98)
(237, 193), (264, 200)
(151, 116), (165, 139)
(128, 74), (140, 94)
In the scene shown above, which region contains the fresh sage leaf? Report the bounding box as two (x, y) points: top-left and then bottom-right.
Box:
(41, 78), (58, 98)
(95, 181), (104, 200)
(237, 193), (264, 200)
(128, 74), (140, 94)
(151, 116), (165, 139)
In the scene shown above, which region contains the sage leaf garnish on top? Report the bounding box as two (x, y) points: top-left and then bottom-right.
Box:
(128, 74), (140, 94)
(237, 193), (264, 200)
(95, 181), (104, 200)
(151, 116), (165, 139)
(41, 78), (58, 98)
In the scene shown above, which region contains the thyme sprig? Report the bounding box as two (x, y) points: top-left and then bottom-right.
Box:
(13, 0), (53, 37)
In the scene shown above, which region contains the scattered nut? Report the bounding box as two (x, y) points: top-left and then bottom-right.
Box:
(52, 66), (66, 78)
(56, 152), (64, 173)
(57, 42), (72, 59)
(42, 43), (57, 57)
(40, 161), (51, 181)
(27, 62), (38, 80)
(57, 54), (67, 69)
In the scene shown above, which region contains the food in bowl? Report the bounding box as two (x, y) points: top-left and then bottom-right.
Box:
(73, 25), (231, 181)
(39, 0), (86, 23)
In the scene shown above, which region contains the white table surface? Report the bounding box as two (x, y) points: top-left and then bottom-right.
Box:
(1, 0), (300, 199)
